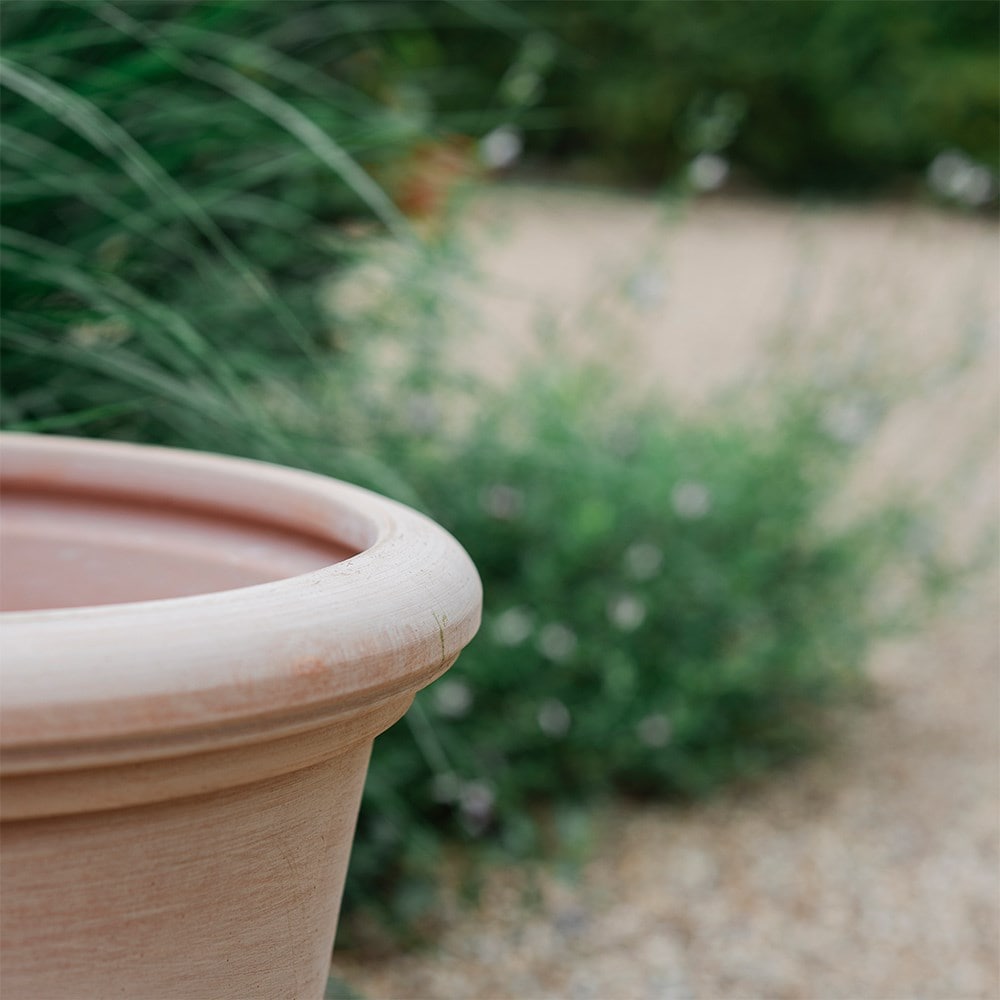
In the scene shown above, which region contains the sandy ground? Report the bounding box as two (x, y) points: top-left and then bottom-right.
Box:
(331, 185), (999, 999)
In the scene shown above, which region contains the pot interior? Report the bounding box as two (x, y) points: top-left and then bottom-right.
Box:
(1, 487), (356, 612)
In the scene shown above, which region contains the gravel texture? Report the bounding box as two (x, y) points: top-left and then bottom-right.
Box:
(331, 187), (999, 1000)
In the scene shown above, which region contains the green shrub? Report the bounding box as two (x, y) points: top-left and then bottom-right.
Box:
(339, 356), (953, 928)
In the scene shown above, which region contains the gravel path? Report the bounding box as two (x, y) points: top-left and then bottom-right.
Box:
(332, 187), (999, 1000)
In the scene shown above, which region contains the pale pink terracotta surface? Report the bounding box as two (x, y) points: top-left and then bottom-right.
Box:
(0, 433), (482, 999)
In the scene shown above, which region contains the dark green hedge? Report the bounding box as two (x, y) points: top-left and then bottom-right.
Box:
(524, 0), (999, 190)
(369, 0), (998, 192)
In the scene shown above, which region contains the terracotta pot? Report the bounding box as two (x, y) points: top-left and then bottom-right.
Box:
(0, 433), (481, 999)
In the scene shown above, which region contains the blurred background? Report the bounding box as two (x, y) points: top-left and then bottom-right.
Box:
(1, 2), (997, 997)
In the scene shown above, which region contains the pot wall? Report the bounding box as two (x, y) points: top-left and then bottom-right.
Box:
(2, 740), (372, 1000)
(0, 435), (482, 999)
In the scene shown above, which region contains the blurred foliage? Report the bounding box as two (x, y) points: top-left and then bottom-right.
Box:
(0, 0), (973, 942)
(338, 356), (954, 932)
(308, 0), (1000, 193)
(511, 0), (1000, 190)
(0, 0), (423, 457)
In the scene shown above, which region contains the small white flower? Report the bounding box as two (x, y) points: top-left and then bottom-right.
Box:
(957, 164), (994, 207)
(636, 713), (672, 748)
(481, 484), (524, 520)
(607, 593), (647, 632)
(624, 541), (663, 581)
(432, 679), (473, 719)
(479, 125), (523, 170)
(927, 150), (964, 196)
(688, 153), (729, 192)
(493, 606), (533, 647)
(538, 623), (577, 662)
(928, 150), (995, 207)
(458, 780), (496, 835)
(537, 698), (571, 737)
(671, 481), (712, 520)
(820, 399), (873, 446)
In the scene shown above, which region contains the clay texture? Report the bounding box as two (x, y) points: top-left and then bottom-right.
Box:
(0, 433), (482, 999)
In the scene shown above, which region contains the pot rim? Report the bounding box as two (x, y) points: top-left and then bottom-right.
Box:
(0, 433), (481, 772)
